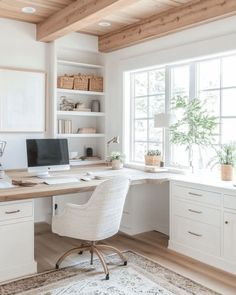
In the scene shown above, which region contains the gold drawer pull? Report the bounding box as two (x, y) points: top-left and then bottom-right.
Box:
(5, 209), (20, 215)
(188, 209), (202, 214)
(188, 192), (202, 197)
(188, 231), (202, 237)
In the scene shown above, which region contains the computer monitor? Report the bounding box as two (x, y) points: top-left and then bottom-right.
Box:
(26, 138), (70, 177)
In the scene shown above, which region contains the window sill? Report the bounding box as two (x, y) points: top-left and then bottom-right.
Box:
(124, 162), (187, 174)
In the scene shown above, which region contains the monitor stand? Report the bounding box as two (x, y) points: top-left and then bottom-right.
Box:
(36, 171), (51, 179)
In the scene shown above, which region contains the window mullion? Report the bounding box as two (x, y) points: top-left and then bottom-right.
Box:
(165, 66), (171, 165)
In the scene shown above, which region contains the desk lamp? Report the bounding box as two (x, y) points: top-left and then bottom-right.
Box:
(107, 136), (119, 162)
(154, 113), (175, 165)
(0, 141), (6, 179)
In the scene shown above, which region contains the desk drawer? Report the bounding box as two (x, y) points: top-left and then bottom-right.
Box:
(172, 199), (221, 227)
(172, 215), (220, 256)
(0, 201), (33, 222)
(172, 185), (221, 207)
(224, 194), (236, 210)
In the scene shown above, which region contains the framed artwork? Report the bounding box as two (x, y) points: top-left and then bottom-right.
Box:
(0, 68), (46, 132)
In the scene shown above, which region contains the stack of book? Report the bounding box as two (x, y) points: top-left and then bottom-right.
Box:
(58, 119), (72, 134)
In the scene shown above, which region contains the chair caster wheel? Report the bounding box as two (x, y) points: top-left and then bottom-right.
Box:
(105, 273), (109, 280)
(56, 264), (59, 270)
(124, 261), (127, 266)
(78, 251), (83, 255)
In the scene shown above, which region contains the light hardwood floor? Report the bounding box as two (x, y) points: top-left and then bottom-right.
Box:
(35, 223), (236, 295)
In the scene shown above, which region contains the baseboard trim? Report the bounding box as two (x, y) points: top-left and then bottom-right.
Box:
(0, 261), (37, 283)
(169, 240), (236, 275)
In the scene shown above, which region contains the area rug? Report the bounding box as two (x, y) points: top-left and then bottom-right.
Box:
(0, 251), (220, 295)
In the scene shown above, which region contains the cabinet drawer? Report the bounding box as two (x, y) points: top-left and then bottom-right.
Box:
(172, 199), (221, 227)
(172, 185), (221, 207)
(172, 216), (220, 256)
(0, 201), (33, 222)
(224, 194), (236, 210)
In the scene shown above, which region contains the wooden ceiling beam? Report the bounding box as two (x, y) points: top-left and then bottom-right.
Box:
(37, 0), (136, 42)
(99, 0), (236, 52)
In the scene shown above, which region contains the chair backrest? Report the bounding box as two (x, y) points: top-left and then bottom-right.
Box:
(61, 176), (130, 241)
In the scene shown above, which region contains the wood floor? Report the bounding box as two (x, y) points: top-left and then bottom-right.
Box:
(35, 223), (236, 295)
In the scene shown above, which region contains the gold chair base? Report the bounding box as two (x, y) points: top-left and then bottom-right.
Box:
(55, 242), (127, 280)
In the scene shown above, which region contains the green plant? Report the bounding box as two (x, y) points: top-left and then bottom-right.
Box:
(109, 151), (125, 162)
(145, 149), (161, 156)
(216, 144), (236, 166)
(170, 96), (218, 170)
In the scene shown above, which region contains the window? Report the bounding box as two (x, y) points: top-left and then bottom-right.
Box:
(127, 53), (236, 167)
(130, 68), (165, 162)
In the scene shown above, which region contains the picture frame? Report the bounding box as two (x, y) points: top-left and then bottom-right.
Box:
(0, 67), (46, 132)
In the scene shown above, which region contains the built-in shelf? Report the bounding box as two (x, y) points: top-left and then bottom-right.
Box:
(57, 111), (105, 117)
(57, 88), (105, 96)
(57, 133), (105, 138)
(57, 60), (103, 69)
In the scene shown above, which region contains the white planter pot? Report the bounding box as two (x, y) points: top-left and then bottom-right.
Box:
(111, 159), (123, 170)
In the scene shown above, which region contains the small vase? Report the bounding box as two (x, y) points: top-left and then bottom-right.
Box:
(112, 159), (123, 170)
(221, 164), (233, 181)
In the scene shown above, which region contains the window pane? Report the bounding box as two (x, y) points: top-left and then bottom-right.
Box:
(134, 120), (147, 141)
(171, 145), (189, 167)
(222, 56), (236, 87)
(149, 119), (163, 142)
(199, 90), (220, 116)
(221, 118), (236, 143)
(198, 59), (220, 90)
(171, 66), (189, 94)
(134, 72), (148, 97)
(222, 88), (236, 116)
(149, 143), (163, 154)
(149, 95), (165, 117)
(149, 69), (165, 95)
(134, 142), (147, 162)
(135, 97), (147, 118)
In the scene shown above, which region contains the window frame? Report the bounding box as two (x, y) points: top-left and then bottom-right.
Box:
(126, 52), (236, 167)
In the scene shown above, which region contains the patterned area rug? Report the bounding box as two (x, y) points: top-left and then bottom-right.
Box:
(0, 251), (220, 295)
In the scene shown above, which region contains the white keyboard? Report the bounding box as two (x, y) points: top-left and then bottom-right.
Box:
(44, 177), (79, 185)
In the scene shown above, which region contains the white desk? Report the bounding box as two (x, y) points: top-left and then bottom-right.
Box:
(0, 166), (236, 282)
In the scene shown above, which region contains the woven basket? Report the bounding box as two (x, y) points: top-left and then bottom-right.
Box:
(57, 75), (74, 89)
(74, 74), (89, 91)
(89, 76), (103, 92)
(145, 155), (161, 166)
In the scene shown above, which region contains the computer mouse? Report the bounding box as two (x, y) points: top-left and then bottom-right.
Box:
(80, 177), (92, 182)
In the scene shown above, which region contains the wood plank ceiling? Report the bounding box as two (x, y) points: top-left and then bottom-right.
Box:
(0, 0), (236, 52)
(0, 0), (192, 33)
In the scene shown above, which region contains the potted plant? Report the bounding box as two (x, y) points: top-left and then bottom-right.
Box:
(110, 151), (125, 170)
(170, 96), (217, 172)
(216, 144), (236, 181)
(145, 149), (161, 166)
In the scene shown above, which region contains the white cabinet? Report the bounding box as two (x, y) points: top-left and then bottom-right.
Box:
(223, 211), (236, 263)
(169, 181), (236, 275)
(0, 200), (37, 282)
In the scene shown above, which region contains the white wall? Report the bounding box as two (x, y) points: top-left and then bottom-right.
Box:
(0, 19), (48, 170)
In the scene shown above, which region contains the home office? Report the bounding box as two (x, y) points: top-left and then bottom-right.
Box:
(1, 1), (236, 294)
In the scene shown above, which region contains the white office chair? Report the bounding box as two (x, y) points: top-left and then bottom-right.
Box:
(52, 176), (130, 280)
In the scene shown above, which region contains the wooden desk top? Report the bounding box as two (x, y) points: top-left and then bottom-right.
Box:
(0, 166), (170, 203)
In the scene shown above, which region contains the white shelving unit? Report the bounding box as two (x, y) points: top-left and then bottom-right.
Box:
(57, 133), (105, 138)
(52, 42), (106, 164)
(57, 88), (105, 96)
(57, 59), (103, 69)
(57, 111), (105, 117)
